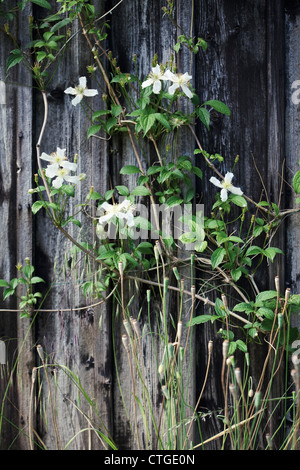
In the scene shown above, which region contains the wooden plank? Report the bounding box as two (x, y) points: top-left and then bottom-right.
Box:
(193, 0), (286, 448)
(285, 1), (300, 329)
(107, 0), (200, 449)
(0, 0), (35, 449)
(30, 1), (114, 449)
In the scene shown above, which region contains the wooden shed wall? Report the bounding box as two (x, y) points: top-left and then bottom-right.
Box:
(0, 0), (299, 450)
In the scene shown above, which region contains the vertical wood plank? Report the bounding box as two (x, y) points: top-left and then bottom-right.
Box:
(0, 0), (34, 449)
(285, 2), (300, 330)
(193, 0), (286, 448)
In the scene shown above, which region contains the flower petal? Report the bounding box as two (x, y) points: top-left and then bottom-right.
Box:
(53, 177), (63, 189)
(101, 201), (113, 212)
(40, 152), (54, 163)
(79, 76), (87, 88)
(209, 176), (223, 189)
(71, 94), (82, 106)
(56, 147), (66, 159)
(142, 78), (154, 89)
(64, 175), (80, 185)
(229, 186), (243, 196)
(163, 70), (176, 81)
(220, 188), (228, 202)
(224, 172), (234, 184)
(61, 160), (77, 172)
(64, 87), (76, 95)
(152, 64), (161, 74)
(126, 213), (135, 227)
(168, 83), (179, 95)
(83, 89), (98, 97)
(45, 163), (59, 178)
(152, 80), (162, 94)
(182, 72), (192, 81)
(98, 213), (114, 224)
(181, 84), (193, 98)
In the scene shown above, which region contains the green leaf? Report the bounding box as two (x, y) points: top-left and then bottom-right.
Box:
(147, 166), (163, 176)
(166, 196), (184, 207)
(255, 290), (278, 303)
(245, 245), (263, 256)
(71, 219), (81, 228)
(61, 184), (75, 197)
(219, 236), (244, 245)
(6, 50), (23, 73)
(203, 99), (231, 116)
(196, 107), (210, 129)
(263, 247), (283, 262)
(111, 105), (122, 117)
(188, 314), (219, 326)
(50, 18), (71, 32)
(215, 297), (227, 317)
(89, 191), (103, 200)
(130, 186), (150, 196)
(289, 294), (300, 306)
(3, 288), (15, 300)
(179, 232), (197, 244)
(257, 307), (274, 319)
(0, 280), (10, 288)
(230, 195), (247, 208)
(154, 113), (171, 130)
(135, 242), (154, 254)
(293, 170), (300, 194)
(31, 200), (45, 214)
(10, 278), (19, 289)
(115, 185), (130, 196)
(30, 0), (52, 9)
(233, 302), (254, 313)
(106, 117), (117, 134)
(236, 339), (247, 353)
(231, 268), (242, 282)
(195, 240), (207, 252)
(211, 247), (226, 269)
(30, 276), (45, 284)
(185, 187), (195, 203)
(120, 165), (141, 175)
(192, 166), (203, 179)
(88, 124), (102, 139)
(23, 265), (34, 279)
(140, 112), (156, 135)
(105, 189), (114, 200)
(92, 109), (111, 121)
(36, 51), (47, 62)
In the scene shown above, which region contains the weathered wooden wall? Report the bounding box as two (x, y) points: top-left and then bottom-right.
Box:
(0, 0), (299, 450)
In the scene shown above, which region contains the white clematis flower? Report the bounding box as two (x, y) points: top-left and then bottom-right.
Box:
(40, 147), (77, 172)
(209, 172), (243, 202)
(163, 70), (193, 98)
(141, 65), (169, 94)
(64, 76), (98, 106)
(45, 163), (80, 189)
(98, 199), (135, 227)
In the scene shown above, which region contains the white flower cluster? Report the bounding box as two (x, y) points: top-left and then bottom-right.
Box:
(97, 200), (135, 228)
(141, 65), (193, 98)
(40, 147), (85, 189)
